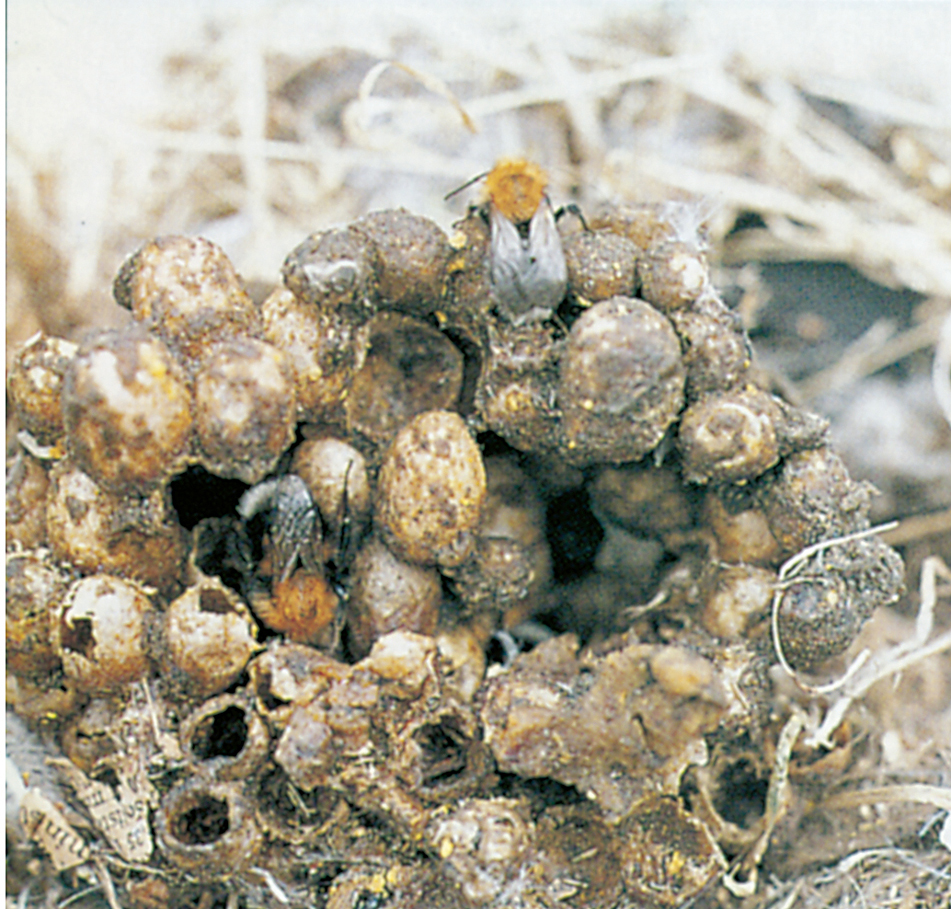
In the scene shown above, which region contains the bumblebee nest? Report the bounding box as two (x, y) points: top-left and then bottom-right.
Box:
(6, 200), (923, 909)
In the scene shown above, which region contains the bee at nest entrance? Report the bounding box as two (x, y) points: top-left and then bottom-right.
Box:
(449, 157), (576, 326)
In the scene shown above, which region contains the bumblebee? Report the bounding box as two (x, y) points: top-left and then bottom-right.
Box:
(453, 158), (569, 325)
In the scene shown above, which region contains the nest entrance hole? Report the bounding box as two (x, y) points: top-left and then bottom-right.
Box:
(415, 717), (471, 787)
(172, 794), (230, 846)
(60, 617), (95, 659)
(169, 465), (248, 531)
(546, 489), (604, 583)
(712, 757), (768, 829)
(256, 767), (341, 829)
(190, 705), (249, 761)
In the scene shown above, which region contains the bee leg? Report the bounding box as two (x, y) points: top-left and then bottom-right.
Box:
(554, 203), (588, 230)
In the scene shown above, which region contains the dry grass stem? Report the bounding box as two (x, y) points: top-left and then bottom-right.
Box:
(800, 307), (949, 401)
(822, 786), (951, 850)
(934, 308), (951, 427)
(725, 712), (805, 897)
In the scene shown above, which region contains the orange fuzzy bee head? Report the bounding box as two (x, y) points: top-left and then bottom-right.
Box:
(483, 158), (549, 224)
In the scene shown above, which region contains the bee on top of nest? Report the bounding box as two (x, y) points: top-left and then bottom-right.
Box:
(452, 157), (569, 325)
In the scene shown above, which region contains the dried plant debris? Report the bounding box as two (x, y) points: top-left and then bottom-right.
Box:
(6, 177), (949, 909)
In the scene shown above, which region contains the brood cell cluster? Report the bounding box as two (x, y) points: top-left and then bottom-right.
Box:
(6, 194), (904, 908)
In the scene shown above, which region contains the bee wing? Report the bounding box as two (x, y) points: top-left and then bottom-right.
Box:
(489, 201), (567, 325)
(525, 200), (567, 301)
(489, 203), (530, 303)
(243, 475), (317, 583)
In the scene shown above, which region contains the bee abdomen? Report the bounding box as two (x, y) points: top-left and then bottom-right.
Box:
(490, 202), (567, 325)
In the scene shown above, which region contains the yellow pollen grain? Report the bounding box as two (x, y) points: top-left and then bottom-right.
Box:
(668, 851), (685, 875)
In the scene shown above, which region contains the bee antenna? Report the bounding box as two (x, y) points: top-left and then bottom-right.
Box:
(444, 169), (490, 201)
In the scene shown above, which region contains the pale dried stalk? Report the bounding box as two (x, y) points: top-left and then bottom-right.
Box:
(627, 151), (951, 298)
(815, 846), (951, 884)
(608, 61), (951, 298)
(881, 508), (951, 546)
(94, 859), (122, 909)
(934, 307), (951, 427)
(764, 879), (803, 909)
(676, 68), (951, 245)
(724, 711), (805, 898)
(799, 309), (948, 401)
(250, 867), (291, 905)
(464, 52), (717, 119)
(822, 786), (951, 851)
(800, 73), (951, 129)
(351, 60), (477, 137)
